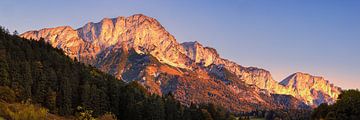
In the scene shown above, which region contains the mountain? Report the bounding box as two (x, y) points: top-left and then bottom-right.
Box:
(20, 14), (340, 110)
(0, 26), (245, 120)
(280, 72), (341, 106)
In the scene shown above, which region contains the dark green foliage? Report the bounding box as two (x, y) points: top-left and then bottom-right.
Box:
(0, 26), (237, 120)
(46, 88), (57, 113)
(21, 61), (33, 99)
(164, 94), (184, 120)
(32, 61), (47, 104)
(144, 94), (165, 120)
(0, 59), (10, 86)
(312, 103), (329, 119)
(0, 86), (16, 103)
(311, 89), (360, 120)
(0, 48), (10, 86)
(201, 109), (214, 120)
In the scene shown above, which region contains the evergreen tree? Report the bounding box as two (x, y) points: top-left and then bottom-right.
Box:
(201, 109), (214, 120)
(21, 61), (33, 100)
(12, 30), (18, 36)
(0, 56), (10, 86)
(144, 94), (165, 120)
(46, 88), (57, 113)
(107, 79), (122, 116)
(206, 103), (227, 120)
(32, 61), (47, 104)
(80, 81), (91, 109)
(164, 94), (183, 120)
(0, 39), (10, 86)
(57, 75), (72, 115)
(47, 68), (58, 90)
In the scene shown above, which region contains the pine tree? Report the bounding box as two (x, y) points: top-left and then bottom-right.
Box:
(201, 109), (214, 120)
(12, 30), (18, 36)
(80, 81), (91, 109)
(108, 79), (122, 116)
(165, 94), (183, 120)
(20, 61), (33, 100)
(46, 88), (57, 113)
(32, 61), (47, 104)
(0, 38), (10, 86)
(0, 57), (10, 86)
(144, 94), (165, 120)
(57, 75), (72, 115)
(207, 103), (227, 120)
(47, 68), (58, 90)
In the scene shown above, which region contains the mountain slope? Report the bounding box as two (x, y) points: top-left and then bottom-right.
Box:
(20, 14), (340, 109)
(1, 26), (244, 120)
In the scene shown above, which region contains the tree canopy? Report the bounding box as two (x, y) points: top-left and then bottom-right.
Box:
(312, 89), (360, 120)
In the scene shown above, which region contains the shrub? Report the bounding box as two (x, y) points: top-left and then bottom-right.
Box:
(0, 86), (16, 103)
(0, 101), (48, 120)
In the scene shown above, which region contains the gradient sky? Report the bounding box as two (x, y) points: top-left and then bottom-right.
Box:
(1, 0), (359, 89)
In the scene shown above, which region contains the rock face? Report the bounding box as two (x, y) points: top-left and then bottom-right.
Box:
(20, 14), (341, 110)
(280, 72), (341, 106)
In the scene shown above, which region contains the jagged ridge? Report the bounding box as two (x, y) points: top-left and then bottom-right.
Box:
(20, 14), (341, 109)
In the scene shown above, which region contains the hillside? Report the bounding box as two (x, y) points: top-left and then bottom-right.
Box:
(0, 26), (239, 120)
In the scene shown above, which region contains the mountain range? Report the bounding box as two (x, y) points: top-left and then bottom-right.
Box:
(20, 14), (341, 111)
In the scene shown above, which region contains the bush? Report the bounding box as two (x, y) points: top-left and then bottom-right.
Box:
(0, 86), (16, 103)
(75, 106), (96, 120)
(0, 101), (48, 120)
(97, 112), (117, 120)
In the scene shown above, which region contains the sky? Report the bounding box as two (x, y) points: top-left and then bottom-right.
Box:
(1, 0), (359, 89)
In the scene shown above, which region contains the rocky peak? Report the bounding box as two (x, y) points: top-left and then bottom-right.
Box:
(181, 41), (220, 66)
(22, 14), (191, 67)
(280, 72), (341, 105)
(181, 41), (201, 47)
(76, 14), (162, 46)
(280, 72), (338, 91)
(20, 14), (342, 107)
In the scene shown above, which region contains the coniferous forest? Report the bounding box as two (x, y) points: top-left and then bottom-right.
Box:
(0, 26), (236, 120)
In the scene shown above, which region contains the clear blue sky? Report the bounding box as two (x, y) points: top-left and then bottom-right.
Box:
(1, 0), (359, 89)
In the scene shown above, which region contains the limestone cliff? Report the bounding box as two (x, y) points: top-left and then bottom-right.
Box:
(20, 14), (341, 108)
(280, 72), (341, 105)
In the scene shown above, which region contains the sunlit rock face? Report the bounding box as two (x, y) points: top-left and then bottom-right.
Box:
(22, 14), (191, 68)
(20, 26), (99, 64)
(181, 41), (288, 92)
(280, 72), (341, 105)
(21, 14), (341, 108)
(180, 40), (293, 96)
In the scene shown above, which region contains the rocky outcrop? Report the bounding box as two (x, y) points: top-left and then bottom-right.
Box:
(20, 14), (341, 109)
(181, 41), (290, 94)
(280, 72), (341, 105)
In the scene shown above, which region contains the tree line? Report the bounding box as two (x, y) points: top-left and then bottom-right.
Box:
(311, 89), (360, 120)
